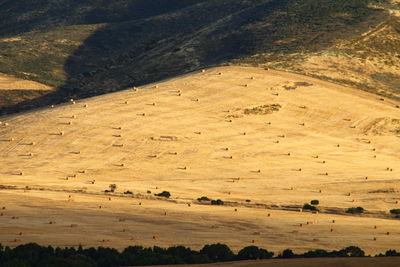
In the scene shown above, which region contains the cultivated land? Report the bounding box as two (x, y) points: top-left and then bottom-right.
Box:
(0, 66), (399, 254)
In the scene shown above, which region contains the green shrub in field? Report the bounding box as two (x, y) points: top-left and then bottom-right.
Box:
(346, 207), (364, 214)
(155, 191), (171, 198)
(303, 203), (318, 211)
(211, 199), (224, 205)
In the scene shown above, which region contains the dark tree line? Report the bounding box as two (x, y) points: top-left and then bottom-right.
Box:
(0, 242), (399, 267)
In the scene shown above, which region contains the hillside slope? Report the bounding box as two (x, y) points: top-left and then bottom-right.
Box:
(0, 0), (398, 113)
(0, 66), (399, 253)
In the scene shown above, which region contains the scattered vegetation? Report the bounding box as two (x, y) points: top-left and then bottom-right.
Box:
(389, 209), (400, 215)
(155, 191), (171, 198)
(210, 199), (224, 206)
(0, 243), (397, 266)
(346, 207), (364, 214)
(109, 184), (117, 193)
(302, 203), (319, 211)
(243, 104), (281, 115)
(197, 196), (210, 202)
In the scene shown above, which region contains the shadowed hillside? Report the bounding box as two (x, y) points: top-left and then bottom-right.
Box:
(0, 0), (397, 114)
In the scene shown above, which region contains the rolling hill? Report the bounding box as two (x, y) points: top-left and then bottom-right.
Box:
(0, 0), (399, 113)
(0, 66), (399, 254)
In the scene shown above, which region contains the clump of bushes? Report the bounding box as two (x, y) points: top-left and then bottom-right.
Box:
(211, 199), (224, 205)
(197, 197), (224, 205)
(303, 203), (318, 211)
(124, 190), (133, 195)
(155, 191), (171, 198)
(346, 207), (364, 214)
(105, 184), (117, 193)
(390, 209), (400, 215)
(197, 196), (210, 201)
(310, 200), (319, 205)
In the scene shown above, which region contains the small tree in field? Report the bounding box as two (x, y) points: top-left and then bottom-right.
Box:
(109, 184), (117, 192)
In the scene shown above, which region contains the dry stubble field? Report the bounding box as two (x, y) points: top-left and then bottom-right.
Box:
(0, 66), (399, 254)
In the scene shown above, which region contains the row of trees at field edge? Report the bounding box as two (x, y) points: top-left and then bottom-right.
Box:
(1, 243), (400, 267)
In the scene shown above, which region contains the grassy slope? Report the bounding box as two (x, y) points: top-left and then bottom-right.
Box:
(0, 0), (396, 113)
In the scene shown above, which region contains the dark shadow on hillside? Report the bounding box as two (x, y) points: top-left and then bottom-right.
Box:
(0, 0), (388, 114)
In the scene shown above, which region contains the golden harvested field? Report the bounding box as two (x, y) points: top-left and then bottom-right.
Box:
(0, 66), (399, 254)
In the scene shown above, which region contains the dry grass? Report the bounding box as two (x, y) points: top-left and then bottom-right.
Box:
(0, 66), (399, 254)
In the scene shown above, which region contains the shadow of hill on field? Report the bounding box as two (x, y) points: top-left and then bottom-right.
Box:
(0, 0), (388, 114)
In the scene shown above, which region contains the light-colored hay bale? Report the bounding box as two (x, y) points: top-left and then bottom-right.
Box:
(113, 144), (124, 147)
